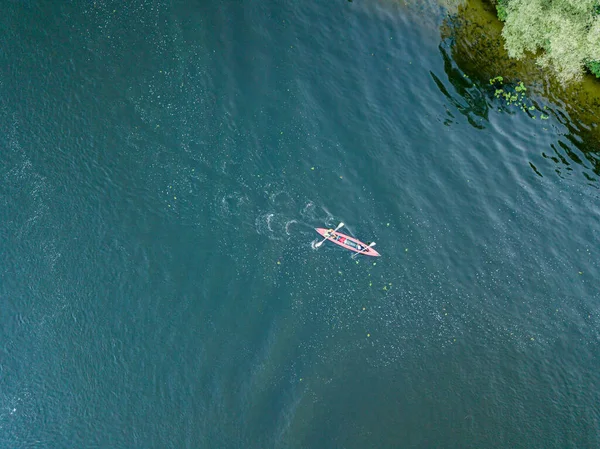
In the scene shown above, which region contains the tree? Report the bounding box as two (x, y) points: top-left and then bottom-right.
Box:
(500, 0), (600, 82)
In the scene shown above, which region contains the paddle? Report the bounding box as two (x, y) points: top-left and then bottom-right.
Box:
(351, 242), (376, 259)
(315, 222), (344, 248)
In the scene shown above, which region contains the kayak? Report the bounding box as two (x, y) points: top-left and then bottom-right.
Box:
(315, 228), (381, 257)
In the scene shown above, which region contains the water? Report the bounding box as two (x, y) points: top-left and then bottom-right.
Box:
(1, 1), (599, 448)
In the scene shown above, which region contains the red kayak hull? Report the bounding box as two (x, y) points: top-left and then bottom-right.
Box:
(316, 228), (381, 257)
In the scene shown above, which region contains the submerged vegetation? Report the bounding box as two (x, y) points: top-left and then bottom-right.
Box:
(399, 0), (600, 82)
(436, 0), (600, 179)
(491, 0), (600, 83)
(489, 76), (549, 119)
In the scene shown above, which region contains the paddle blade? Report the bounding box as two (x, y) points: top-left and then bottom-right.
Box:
(352, 242), (376, 258)
(315, 223), (343, 249)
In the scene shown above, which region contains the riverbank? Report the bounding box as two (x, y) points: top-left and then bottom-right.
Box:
(439, 0), (600, 175)
(488, 0), (600, 81)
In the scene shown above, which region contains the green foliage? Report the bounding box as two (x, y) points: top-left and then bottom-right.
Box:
(514, 81), (526, 93)
(496, 0), (509, 21)
(500, 0), (600, 83)
(587, 60), (600, 78)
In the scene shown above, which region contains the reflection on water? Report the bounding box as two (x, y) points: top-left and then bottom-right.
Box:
(434, 0), (600, 185)
(430, 40), (488, 129)
(551, 126), (600, 183)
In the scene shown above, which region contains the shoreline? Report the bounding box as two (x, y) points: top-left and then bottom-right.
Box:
(440, 0), (600, 143)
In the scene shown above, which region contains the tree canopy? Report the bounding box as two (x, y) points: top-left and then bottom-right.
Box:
(499, 0), (600, 82)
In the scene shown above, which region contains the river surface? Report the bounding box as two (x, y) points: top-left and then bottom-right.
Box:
(1, 1), (599, 448)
